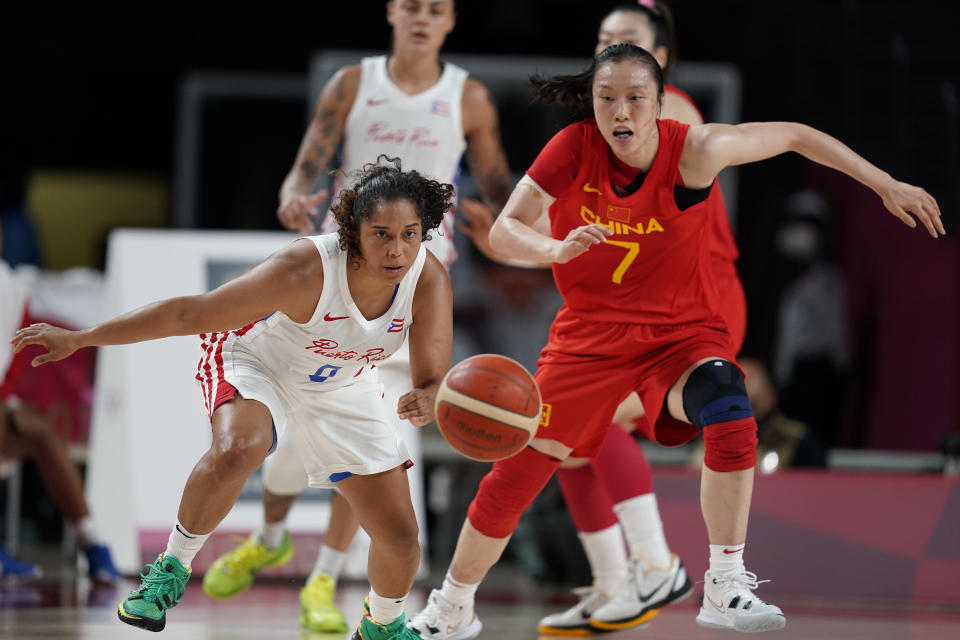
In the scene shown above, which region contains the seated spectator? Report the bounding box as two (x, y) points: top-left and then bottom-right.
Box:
(0, 229), (119, 581)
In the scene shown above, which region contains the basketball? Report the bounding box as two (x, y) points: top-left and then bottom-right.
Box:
(434, 354), (542, 462)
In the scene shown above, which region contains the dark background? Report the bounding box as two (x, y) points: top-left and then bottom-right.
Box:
(4, 0), (959, 450)
(6, 1), (958, 183)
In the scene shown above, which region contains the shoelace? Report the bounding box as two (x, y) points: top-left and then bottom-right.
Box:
(135, 562), (188, 610)
(722, 570), (771, 591)
(561, 586), (605, 612)
(303, 577), (335, 604)
(223, 538), (270, 573)
(570, 586), (595, 599)
(411, 597), (450, 629)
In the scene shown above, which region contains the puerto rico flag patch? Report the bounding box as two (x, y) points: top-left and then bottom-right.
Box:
(431, 101), (449, 117)
(387, 318), (405, 333)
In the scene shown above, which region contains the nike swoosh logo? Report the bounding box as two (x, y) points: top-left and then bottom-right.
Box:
(175, 524), (196, 539)
(637, 573), (672, 602)
(723, 546), (745, 554)
(583, 183), (602, 194)
(704, 592), (725, 614)
(324, 313), (349, 321)
(367, 98), (388, 106)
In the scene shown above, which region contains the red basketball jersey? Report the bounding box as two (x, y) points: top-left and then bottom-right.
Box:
(665, 85), (740, 266)
(527, 118), (720, 325)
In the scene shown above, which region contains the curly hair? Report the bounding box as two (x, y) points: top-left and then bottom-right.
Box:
(330, 155), (454, 260)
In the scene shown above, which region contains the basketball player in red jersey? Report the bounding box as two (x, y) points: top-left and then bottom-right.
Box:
(539, 1), (747, 633)
(409, 44), (942, 638)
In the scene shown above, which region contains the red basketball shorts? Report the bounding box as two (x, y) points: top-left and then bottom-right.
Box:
(534, 307), (737, 457)
(712, 260), (747, 354)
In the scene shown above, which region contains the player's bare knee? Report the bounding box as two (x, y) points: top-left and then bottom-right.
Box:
(467, 447), (561, 538)
(210, 430), (271, 477)
(681, 359), (758, 471)
(373, 517), (419, 558)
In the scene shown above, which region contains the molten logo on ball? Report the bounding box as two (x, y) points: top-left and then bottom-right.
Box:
(455, 421), (501, 443)
(434, 354), (542, 462)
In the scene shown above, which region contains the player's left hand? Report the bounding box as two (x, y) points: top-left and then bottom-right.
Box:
(878, 179), (945, 238)
(457, 198), (496, 257)
(398, 388), (435, 426)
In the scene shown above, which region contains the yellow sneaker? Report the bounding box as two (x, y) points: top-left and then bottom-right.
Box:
(201, 533), (293, 599)
(300, 573), (348, 633)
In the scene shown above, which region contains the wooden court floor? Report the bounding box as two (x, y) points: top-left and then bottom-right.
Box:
(1, 574), (959, 639)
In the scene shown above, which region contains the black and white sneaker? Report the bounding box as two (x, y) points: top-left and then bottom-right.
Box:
(590, 554), (693, 630)
(407, 589), (482, 640)
(696, 568), (786, 632)
(537, 586), (616, 635)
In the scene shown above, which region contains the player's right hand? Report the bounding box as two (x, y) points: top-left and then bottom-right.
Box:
(10, 323), (82, 367)
(277, 190), (329, 234)
(551, 224), (613, 263)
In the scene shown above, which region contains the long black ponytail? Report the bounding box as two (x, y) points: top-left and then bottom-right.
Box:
(529, 44), (664, 116)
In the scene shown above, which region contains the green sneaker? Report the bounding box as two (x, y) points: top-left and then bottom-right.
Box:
(352, 611), (422, 640)
(201, 532), (293, 599)
(299, 574), (348, 633)
(117, 554), (191, 632)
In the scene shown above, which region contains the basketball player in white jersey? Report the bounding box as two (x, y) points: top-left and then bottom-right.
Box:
(202, 0), (514, 633)
(13, 159), (454, 640)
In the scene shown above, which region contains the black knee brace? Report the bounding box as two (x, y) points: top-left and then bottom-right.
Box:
(681, 360), (753, 429)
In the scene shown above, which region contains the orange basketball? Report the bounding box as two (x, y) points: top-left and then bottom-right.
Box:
(434, 354), (542, 462)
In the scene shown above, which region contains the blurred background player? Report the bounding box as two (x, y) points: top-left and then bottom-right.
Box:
(0, 227), (120, 582)
(13, 159), (455, 638)
(538, 1), (747, 633)
(202, 1), (514, 633)
(408, 43), (942, 638)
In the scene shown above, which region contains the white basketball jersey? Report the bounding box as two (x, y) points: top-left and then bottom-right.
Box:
(217, 234), (426, 394)
(321, 55), (469, 268)
(0, 261), (27, 380)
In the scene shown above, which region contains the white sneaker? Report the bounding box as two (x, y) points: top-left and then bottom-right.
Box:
(590, 554), (693, 630)
(696, 568), (786, 632)
(407, 589), (482, 640)
(537, 586), (613, 635)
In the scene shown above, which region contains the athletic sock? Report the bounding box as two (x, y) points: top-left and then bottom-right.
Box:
(614, 493), (672, 570)
(439, 570), (478, 606)
(164, 521), (209, 568)
(578, 524), (630, 594)
(709, 543), (745, 575)
(309, 544), (347, 582)
(74, 516), (99, 550)
(368, 588), (407, 626)
(259, 520), (286, 550)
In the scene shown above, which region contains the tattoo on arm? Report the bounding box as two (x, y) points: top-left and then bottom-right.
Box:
(465, 85), (513, 212)
(288, 72), (348, 194)
(469, 131), (513, 211)
(294, 107), (339, 188)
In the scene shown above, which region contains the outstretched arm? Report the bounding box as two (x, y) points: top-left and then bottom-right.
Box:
(681, 122), (945, 238)
(11, 240), (323, 366)
(400, 254), (454, 426)
(277, 67), (359, 233)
